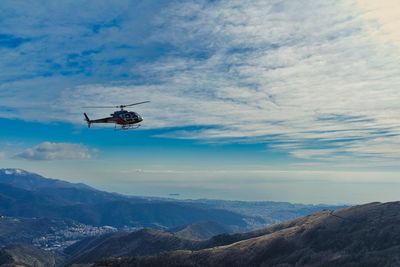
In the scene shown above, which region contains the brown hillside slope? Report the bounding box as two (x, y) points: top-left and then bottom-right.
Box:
(94, 202), (400, 267)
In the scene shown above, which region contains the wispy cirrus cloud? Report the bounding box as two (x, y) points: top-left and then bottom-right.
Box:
(15, 142), (93, 161)
(0, 0), (169, 120)
(62, 0), (400, 162)
(1, 0), (400, 162)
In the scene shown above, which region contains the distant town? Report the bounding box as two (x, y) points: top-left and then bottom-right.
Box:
(32, 223), (118, 250)
(0, 215), (142, 251)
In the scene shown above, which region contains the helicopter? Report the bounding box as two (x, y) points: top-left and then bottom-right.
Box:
(83, 101), (150, 130)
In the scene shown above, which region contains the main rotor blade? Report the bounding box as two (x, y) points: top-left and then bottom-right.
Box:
(82, 101), (150, 109)
(123, 101), (150, 107)
(82, 106), (119, 108)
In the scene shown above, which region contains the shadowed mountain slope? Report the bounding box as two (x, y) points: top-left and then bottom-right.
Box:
(0, 169), (259, 229)
(65, 228), (201, 264)
(0, 244), (62, 267)
(0, 216), (73, 246)
(93, 202), (400, 267)
(66, 220), (239, 265)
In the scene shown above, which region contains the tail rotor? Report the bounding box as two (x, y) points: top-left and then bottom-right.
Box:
(84, 113), (91, 128)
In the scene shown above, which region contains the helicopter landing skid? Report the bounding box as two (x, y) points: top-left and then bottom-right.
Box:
(115, 124), (141, 131)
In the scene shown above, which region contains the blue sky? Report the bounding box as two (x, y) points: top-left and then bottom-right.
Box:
(1, 0), (400, 204)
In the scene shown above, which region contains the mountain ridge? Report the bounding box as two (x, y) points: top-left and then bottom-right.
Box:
(0, 169), (259, 230)
(0, 168), (93, 191)
(171, 221), (232, 241)
(91, 201), (400, 267)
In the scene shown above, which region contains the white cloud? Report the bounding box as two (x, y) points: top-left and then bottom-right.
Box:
(15, 142), (93, 161)
(1, 0), (400, 162)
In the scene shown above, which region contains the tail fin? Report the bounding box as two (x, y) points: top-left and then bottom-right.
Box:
(84, 113), (91, 128)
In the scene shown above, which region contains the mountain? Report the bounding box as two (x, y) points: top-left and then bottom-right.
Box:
(0, 167), (349, 266)
(0, 169), (258, 229)
(65, 228), (201, 264)
(65, 221), (235, 265)
(0, 169), (344, 231)
(92, 202), (400, 267)
(0, 169), (91, 191)
(171, 221), (232, 241)
(0, 244), (62, 267)
(0, 216), (72, 246)
(0, 168), (125, 205)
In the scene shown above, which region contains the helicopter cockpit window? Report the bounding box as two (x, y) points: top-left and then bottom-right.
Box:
(121, 113), (131, 120)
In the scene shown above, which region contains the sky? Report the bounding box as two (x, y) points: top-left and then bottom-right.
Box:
(1, 0), (400, 204)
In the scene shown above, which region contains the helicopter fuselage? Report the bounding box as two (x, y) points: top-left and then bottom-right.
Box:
(83, 101), (149, 130)
(84, 110), (143, 129)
